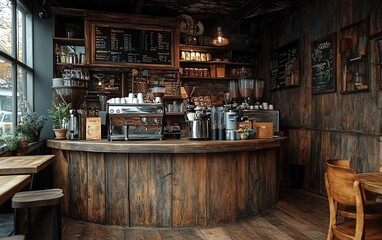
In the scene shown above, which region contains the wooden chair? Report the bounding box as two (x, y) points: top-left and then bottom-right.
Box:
(326, 159), (382, 220)
(12, 189), (63, 240)
(325, 162), (382, 239)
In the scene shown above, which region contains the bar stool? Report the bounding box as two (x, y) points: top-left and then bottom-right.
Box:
(11, 189), (63, 240)
(0, 236), (25, 240)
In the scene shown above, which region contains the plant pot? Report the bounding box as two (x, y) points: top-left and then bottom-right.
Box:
(18, 140), (30, 149)
(53, 128), (68, 140)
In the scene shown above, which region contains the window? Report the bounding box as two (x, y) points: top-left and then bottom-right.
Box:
(0, 0), (33, 136)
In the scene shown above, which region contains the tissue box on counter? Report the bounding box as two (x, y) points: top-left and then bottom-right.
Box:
(253, 122), (273, 139)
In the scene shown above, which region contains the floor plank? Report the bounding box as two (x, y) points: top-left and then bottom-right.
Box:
(7, 186), (330, 239)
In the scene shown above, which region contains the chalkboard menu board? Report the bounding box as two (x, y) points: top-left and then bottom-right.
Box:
(270, 40), (299, 90)
(311, 33), (336, 94)
(92, 24), (172, 66)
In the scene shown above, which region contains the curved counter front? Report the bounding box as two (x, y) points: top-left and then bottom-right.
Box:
(47, 138), (286, 228)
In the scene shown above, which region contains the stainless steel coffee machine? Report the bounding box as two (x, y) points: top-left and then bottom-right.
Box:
(107, 103), (164, 141)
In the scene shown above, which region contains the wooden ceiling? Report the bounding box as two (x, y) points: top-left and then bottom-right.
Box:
(51, 0), (299, 31)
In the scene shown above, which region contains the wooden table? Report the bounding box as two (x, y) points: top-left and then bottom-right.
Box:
(357, 172), (382, 195)
(0, 155), (55, 175)
(0, 175), (31, 205)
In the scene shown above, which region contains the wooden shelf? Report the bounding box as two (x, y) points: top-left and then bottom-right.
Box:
(165, 112), (184, 116)
(163, 95), (184, 100)
(180, 77), (237, 81)
(53, 37), (84, 45)
(180, 60), (254, 66)
(179, 44), (257, 53)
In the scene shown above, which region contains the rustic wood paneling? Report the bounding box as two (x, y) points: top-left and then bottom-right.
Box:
(86, 152), (105, 223)
(129, 153), (172, 227)
(69, 151), (88, 220)
(51, 144), (281, 227)
(235, 151), (249, 220)
(172, 153), (207, 228)
(261, 0), (382, 195)
(105, 153), (129, 226)
(207, 152), (237, 225)
(51, 149), (69, 216)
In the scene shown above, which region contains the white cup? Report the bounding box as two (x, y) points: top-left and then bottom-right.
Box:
(128, 93), (134, 102)
(269, 104), (274, 110)
(137, 93), (144, 103)
(133, 98), (138, 103)
(187, 112), (195, 121)
(254, 105), (259, 109)
(115, 97), (121, 104)
(262, 102), (268, 110)
(155, 97), (162, 103)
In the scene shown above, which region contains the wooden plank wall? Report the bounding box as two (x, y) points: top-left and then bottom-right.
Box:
(258, 0), (382, 195)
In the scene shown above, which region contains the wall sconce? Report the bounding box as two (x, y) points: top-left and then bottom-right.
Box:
(39, 0), (50, 20)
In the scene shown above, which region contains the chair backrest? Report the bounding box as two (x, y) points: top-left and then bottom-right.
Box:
(325, 160), (366, 239)
(326, 159), (350, 168)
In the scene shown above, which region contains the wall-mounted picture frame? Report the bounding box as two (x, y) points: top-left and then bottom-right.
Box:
(311, 33), (336, 94)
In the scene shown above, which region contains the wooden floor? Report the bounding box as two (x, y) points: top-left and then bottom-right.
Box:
(28, 186), (329, 239)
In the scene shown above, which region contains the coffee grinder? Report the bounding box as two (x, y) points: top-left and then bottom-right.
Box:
(238, 78), (254, 109)
(253, 79), (265, 107)
(53, 86), (88, 140)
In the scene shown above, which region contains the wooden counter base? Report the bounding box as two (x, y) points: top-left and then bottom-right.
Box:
(47, 138), (285, 228)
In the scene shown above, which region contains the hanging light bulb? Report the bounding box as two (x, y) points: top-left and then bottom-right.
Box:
(212, 0), (229, 47)
(212, 27), (229, 46)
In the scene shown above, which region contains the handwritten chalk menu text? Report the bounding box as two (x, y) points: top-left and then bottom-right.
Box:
(270, 40), (299, 90)
(311, 33), (336, 94)
(94, 26), (172, 65)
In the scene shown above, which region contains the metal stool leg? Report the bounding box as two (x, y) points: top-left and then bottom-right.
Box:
(52, 205), (62, 240)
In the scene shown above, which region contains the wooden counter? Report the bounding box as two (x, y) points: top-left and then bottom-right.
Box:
(47, 138), (286, 228)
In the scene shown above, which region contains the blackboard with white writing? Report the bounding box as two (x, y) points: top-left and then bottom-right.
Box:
(270, 40), (299, 90)
(311, 33), (336, 94)
(94, 26), (172, 65)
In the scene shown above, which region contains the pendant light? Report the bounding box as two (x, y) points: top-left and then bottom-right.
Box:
(212, 0), (229, 46)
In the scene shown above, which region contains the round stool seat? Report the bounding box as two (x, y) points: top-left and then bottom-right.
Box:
(0, 235), (25, 240)
(12, 188), (63, 209)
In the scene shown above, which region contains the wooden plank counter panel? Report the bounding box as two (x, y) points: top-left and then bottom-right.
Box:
(48, 138), (285, 228)
(69, 151), (88, 221)
(236, 151), (250, 219)
(129, 153), (172, 227)
(52, 149), (69, 216)
(87, 152), (105, 224)
(207, 152), (238, 225)
(105, 153), (129, 226)
(172, 153), (207, 228)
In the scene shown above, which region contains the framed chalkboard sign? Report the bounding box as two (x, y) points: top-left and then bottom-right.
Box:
(311, 33), (336, 94)
(270, 39), (300, 91)
(90, 21), (176, 67)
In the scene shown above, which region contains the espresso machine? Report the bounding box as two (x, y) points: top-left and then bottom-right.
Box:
(107, 103), (164, 140)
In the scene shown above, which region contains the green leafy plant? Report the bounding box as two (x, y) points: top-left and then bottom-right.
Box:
(0, 135), (20, 152)
(48, 102), (72, 129)
(237, 125), (256, 138)
(14, 112), (47, 142)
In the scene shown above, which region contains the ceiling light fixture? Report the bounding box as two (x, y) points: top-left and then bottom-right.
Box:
(212, 0), (229, 46)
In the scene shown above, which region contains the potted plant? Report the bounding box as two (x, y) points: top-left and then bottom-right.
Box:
(237, 125), (256, 140)
(0, 135), (20, 155)
(17, 112), (48, 142)
(48, 102), (71, 139)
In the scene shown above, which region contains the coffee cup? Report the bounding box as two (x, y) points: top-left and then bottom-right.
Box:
(262, 102), (268, 110)
(269, 104), (274, 110)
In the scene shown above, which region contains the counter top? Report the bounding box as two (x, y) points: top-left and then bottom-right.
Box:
(47, 137), (287, 154)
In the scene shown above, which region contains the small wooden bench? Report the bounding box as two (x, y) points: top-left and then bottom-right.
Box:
(0, 175), (31, 205)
